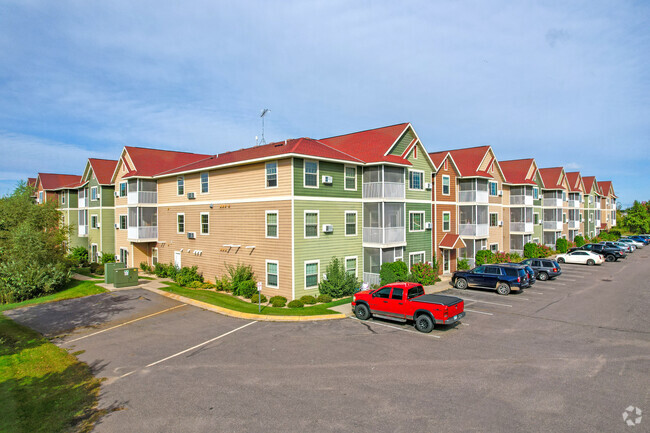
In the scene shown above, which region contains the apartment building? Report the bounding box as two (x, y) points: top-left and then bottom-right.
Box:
(565, 172), (585, 241)
(581, 176), (602, 238)
(499, 159), (538, 255)
(538, 167), (570, 247)
(597, 181), (617, 230)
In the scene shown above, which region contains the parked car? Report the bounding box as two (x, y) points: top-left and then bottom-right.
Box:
(452, 264), (530, 295)
(600, 241), (633, 253)
(352, 282), (465, 333)
(626, 235), (650, 245)
(569, 243), (625, 262)
(618, 238), (644, 249)
(501, 263), (537, 285)
(519, 258), (562, 281)
(556, 250), (605, 266)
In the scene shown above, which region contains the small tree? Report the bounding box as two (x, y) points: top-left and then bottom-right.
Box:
(318, 257), (359, 298)
(410, 262), (439, 286)
(225, 263), (255, 297)
(574, 235), (585, 247)
(523, 242), (538, 258)
(100, 252), (116, 264)
(379, 261), (409, 286)
(555, 238), (568, 253)
(457, 258), (470, 270)
(475, 250), (494, 266)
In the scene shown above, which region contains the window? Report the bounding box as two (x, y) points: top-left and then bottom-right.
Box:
(344, 166), (356, 190)
(266, 260), (278, 288)
(266, 162), (277, 188)
(345, 211), (356, 236)
(409, 251), (425, 268)
(442, 175), (450, 195)
(200, 213), (209, 235)
(119, 215), (127, 230)
(345, 257), (357, 277)
(490, 243), (499, 253)
(489, 213), (499, 227)
(391, 287), (403, 299)
(38, 191), (43, 203)
(91, 187), (98, 201)
(305, 261), (319, 289)
(562, 191), (567, 201)
(534, 213), (540, 225)
(119, 182), (127, 197)
(200, 172), (209, 194)
(409, 170), (423, 190)
(177, 213), (185, 233)
(304, 211), (318, 238)
(410, 211), (424, 232)
(442, 212), (450, 232)
(61, 193), (65, 205)
(91, 244), (98, 263)
(266, 211), (278, 238)
(177, 176), (184, 196)
(533, 187), (539, 200)
(152, 248), (158, 266)
(489, 181), (498, 196)
(407, 286), (424, 299)
(304, 160), (318, 187)
(563, 213), (567, 223)
(90, 215), (98, 229)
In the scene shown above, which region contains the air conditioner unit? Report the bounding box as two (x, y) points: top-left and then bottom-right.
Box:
(424, 222), (433, 230)
(187, 232), (196, 239)
(187, 192), (196, 199)
(96, 223), (101, 228)
(498, 220), (503, 226)
(322, 224), (334, 233)
(498, 190), (503, 196)
(322, 175), (333, 184)
(425, 182), (432, 190)
(114, 223), (119, 229)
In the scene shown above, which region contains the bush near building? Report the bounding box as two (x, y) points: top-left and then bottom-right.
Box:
(523, 243), (554, 259)
(574, 235), (585, 247)
(319, 257), (359, 298)
(555, 238), (569, 253)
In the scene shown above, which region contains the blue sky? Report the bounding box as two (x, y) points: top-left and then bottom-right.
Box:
(0, 0), (648, 206)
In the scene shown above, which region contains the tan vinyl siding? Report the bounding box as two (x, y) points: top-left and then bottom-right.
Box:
(488, 166), (505, 251)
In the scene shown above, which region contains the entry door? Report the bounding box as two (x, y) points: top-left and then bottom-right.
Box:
(442, 250), (450, 274)
(174, 251), (182, 269)
(120, 248), (128, 266)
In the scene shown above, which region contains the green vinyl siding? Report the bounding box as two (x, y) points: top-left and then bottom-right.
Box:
(101, 185), (115, 207)
(293, 158), (362, 199)
(388, 128), (413, 156)
(533, 174), (544, 242)
(405, 202), (431, 266)
(293, 200), (362, 299)
(404, 142), (435, 201)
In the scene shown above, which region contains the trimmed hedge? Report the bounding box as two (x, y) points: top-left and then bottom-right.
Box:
(300, 295), (317, 305)
(270, 296), (287, 307)
(287, 299), (304, 308)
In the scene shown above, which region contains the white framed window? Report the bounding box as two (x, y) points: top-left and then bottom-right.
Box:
(345, 211), (357, 236)
(177, 176), (184, 196)
(200, 172), (209, 194)
(409, 211), (425, 232)
(489, 181), (498, 196)
(489, 212), (499, 227)
(38, 191), (43, 203)
(90, 215), (98, 229)
(91, 186), (98, 201)
(119, 214), (127, 230)
(177, 213), (185, 233)
(409, 251), (425, 268)
(200, 212), (209, 235)
(152, 248), (158, 265)
(119, 182), (127, 197)
(344, 166), (356, 191)
(304, 210), (319, 238)
(442, 212), (451, 232)
(533, 187), (539, 200)
(534, 213), (540, 225)
(305, 260), (320, 289)
(266, 211), (278, 238)
(490, 243), (499, 253)
(533, 238), (540, 244)
(563, 213), (567, 223)
(266, 260), (279, 288)
(345, 256), (357, 277)
(91, 244), (98, 263)
(266, 162), (278, 188)
(304, 160), (318, 188)
(408, 170), (424, 190)
(393, 247), (403, 262)
(442, 175), (450, 195)
(61, 193), (65, 205)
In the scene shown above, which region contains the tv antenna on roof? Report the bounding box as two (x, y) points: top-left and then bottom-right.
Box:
(257, 108), (270, 145)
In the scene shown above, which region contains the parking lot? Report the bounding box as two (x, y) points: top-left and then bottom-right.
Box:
(5, 252), (650, 432)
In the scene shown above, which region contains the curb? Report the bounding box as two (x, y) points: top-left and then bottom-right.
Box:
(143, 286), (347, 322)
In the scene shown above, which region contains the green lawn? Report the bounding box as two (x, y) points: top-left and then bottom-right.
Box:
(0, 280), (108, 313)
(160, 282), (351, 316)
(0, 314), (104, 433)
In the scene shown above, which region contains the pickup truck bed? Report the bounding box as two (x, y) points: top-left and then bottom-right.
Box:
(412, 294), (463, 306)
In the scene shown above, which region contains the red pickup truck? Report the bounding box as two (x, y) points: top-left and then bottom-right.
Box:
(352, 282), (465, 333)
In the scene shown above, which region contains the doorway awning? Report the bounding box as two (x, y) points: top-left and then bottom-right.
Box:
(439, 234), (466, 250)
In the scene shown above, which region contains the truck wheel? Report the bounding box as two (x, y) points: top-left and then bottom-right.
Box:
(455, 278), (468, 290)
(605, 255), (615, 262)
(538, 271), (548, 281)
(496, 283), (511, 295)
(415, 314), (434, 333)
(586, 259), (595, 266)
(354, 304), (371, 320)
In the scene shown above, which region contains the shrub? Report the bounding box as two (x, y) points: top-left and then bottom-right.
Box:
(318, 257), (359, 298)
(508, 252), (522, 262)
(68, 247), (89, 267)
(237, 280), (258, 299)
(89, 262), (104, 275)
(0, 261), (71, 304)
(475, 250), (494, 266)
(555, 238), (568, 253)
(188, 281), (204, 289)
(100, 252), (116, 264)
(287, 299), (304, 308)
(316, 294), (332, 303)
(175, 266), (204, 287)
(523, 242), (538, 259)
(214, 276), (230, 292)
(251, 293), (268, 303)
(379, 260), (409, 286)
(410, 262), (439, 285)
(225, 263), (256, 297)
(270, 296), (287, 307)
(300, 295), (317, 305)
(154, 263), (177, 279)
(574, 235), (585, 247)
(201, 282), (215, 289)
(457, 258), (470, 270)
(139, 262), (153, 273)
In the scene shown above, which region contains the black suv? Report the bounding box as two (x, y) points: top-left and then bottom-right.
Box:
(501, 263), (537, 286)
(570, 243), (625, 262)
(519, 258), (562, 281)
(452, 264), (530, 295)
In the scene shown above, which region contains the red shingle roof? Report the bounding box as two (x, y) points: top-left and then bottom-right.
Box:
(428, 151), (448, 170)
(582, 176), (598, 194)
(27, 178), (37, 187)
(122, 146), (212, 178)
(538, 167), (566, 190)
(499, 159), (537, 185)
(88, 159), (118, 185)
(565, 172), (583, 192)
(439, 234), (466, 249)
(446, 146), (493, 178)
(37, 173), (82, 190)
(597, 181), (615, 197)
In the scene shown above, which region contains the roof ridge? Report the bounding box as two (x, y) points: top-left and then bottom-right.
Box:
(310, 138), (365, 163)
(319, 122), (409, 141)
(155, 154), (218, 176)
(125, 145), (208, 156)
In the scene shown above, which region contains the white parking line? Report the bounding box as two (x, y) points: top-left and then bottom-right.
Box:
(465, 308), (494, 316)
(67, 304), (187, 343)
(461, 298), (512, 307)
(560, 278), (577, 282)
(526, 290), (544, 295)
(350, 318), (441, 338)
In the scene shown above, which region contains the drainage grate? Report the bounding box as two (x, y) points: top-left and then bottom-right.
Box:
(601, 278), (613, 282)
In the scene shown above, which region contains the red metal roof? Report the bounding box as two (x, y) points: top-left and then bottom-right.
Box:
(565, 172), (584, 192)
(37, 173), (82, 190)
(123, 146), (212, 178)
(88, 159), (118, 185)
(439, 234), (466, 249)
(597, 181), (615, 197)
(27, 177), (37, 187)
(538, 167), (566, 190)
(446, 146), (493, 178)
(499, 159), (537, 185)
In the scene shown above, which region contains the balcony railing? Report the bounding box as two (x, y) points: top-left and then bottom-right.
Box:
(363, 272), (381, 286)
(543, 198), (563, 207)
(78, 225), (88, 236)
(543, 221), (563, 231)
(510, 222), (533, 233)
(568, 200), (580, 208)
(128, 226), (158, 241)
(128, 191), (158, 205)
(459, 223), (489, 237)
(569, 220), (580, 229)
(78, 197), (88, 208)
(510, 195), (533, 206)
(595, 202), (601, 209)
(363, 227), (405, 244)
(459, 190), (489, 203)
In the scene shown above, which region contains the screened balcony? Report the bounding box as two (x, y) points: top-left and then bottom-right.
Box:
(458, 179), (488, 203)
(510, 234), (532, 256)
(543, 232), (560, 248)
(78, 209), (88, 236)
(543, 208), (562, 231)
(127, 179), (158, 204)
(510, 186), (534, 206)
(363, 203), (405, 245)
(362, 166), (404, 199)
(128, 207), (158, 241)
(458, 239), (487, 268)
(363, 247), (403, 286)
(543, 191), (563, 207)
(510, 207), (533, 233)
(78, 188), (88, 208)
(568, 193), (581, 208)
(459, 205), (488, 237)
(568, 209), (580, 229)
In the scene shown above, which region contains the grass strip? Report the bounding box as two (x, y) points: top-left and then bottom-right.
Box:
(0, 280), (108, 313)
(160, 282), (351, 316)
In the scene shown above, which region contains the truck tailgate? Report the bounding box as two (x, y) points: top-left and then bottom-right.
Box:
(413, 294), (464, 317)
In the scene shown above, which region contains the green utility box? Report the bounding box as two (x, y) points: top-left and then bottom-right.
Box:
(113, 267), (139, 288)
(104, 262), (126, 284)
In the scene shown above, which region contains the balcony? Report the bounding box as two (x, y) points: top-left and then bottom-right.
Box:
(510, 222), (533, 233)
(128, 226), (158, 241)
(595, 202), (601, 209)
(510, 195), (533, 206)
(78, 224), (88, 236)
(569, 220), (580, 229)
(543, 221), (563, 231)
(543, 198), (562, 207)
(78, 197), (88, 208)
(568, 200), (581, 208)
(362, 272), (381, 286)
(362, 182), (404, 199)
(459, 223), (489, 237)
(459, 190), (489, 203)
(128, 191), (157, 204)
(363, 227), (405, 245)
